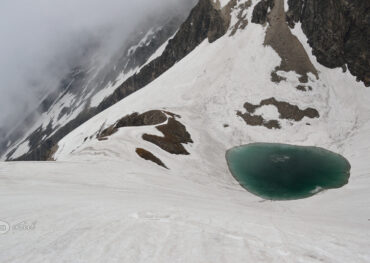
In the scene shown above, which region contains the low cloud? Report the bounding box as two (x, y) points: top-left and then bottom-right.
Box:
(0, 0), (195, 133)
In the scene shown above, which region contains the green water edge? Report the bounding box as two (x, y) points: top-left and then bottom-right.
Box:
(226, 143), (351, 201)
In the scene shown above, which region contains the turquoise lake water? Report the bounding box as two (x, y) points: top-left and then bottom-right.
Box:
(226, 143), (351, 200)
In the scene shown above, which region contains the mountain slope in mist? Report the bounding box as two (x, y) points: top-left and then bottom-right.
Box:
(0, 2), (195, 160)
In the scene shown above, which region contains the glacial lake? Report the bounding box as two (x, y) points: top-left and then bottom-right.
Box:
(226, 143), (351, 200)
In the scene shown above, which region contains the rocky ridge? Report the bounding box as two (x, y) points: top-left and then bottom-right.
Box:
(285, 0), (370, 86)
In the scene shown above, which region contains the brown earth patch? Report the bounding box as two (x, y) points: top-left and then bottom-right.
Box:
(264, 0), (318, 82)
(142, 118), (193, 155)
(136, 148), (168, 169)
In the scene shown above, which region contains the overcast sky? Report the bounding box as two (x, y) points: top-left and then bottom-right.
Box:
(0, 0), (194, 133)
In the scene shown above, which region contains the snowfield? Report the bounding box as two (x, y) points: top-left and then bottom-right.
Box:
(1, 0), (370, 262)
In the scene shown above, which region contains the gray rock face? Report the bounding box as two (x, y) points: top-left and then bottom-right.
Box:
(286, 0), (370, 86)
(251, 0), (274, 24)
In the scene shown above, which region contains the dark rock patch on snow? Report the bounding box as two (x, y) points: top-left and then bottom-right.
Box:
(251, 0), (274, 25)
(260, 97), (319, 121)
(143, 118), (193, 155)
(136, 148), (168, 169)
(237, 97), (319, 129)
(230, 0), (252, 36)
(270, 71), (287, 83)
(115, 110), (167, 128)
(296, 85), (312, 92)
(237, 111), (281, 129)
(98, 110), (168, 140)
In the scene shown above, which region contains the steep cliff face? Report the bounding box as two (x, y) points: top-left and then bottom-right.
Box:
(286, 0), (370, 86)
(9, 0), (231, 161)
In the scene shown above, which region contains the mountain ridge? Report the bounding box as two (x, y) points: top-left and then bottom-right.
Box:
(2, 0), (369, 161)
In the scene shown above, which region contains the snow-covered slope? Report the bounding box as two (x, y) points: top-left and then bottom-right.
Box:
(1, 0), (369, 262)
(1, 14), (186, 161)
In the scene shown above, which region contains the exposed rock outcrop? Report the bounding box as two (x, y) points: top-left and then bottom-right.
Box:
(230, 0), (252, 36)
(259, 97), (319, 121)
(237, 110), (281, 129)
(251, 0), (274, 24)
(296, 85), (312, 92)
(237, 97), (319, 129)
(254, 0), (318, 81)
(286, 0), (370, 86)
(136, 148), (168, 169)
(98, 110), (168, 139)
(143, 118), (193, 155)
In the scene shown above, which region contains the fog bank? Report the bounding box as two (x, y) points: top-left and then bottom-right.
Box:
(0, 0), (195, 133)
